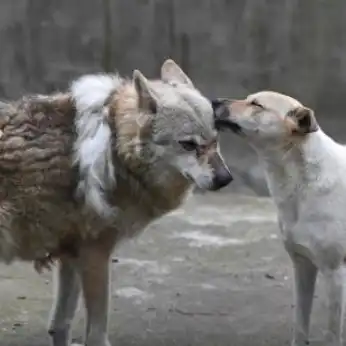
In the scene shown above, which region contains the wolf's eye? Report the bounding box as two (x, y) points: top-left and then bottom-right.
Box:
(179, 140), (198, 152)
(250, 100), (264, 109)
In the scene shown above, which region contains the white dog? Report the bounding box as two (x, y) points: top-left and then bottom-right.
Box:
(213, 91), (346, 346)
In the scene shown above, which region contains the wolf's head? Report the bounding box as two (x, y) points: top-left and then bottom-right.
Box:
(212, 91), (318, 150)
(127, 60), (233, 192)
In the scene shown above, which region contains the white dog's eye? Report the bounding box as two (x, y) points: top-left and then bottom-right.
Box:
(250, 100), (264, 109)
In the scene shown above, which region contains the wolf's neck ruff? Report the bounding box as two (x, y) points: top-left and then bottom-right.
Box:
(71, 74), (191, 219)
(72, 74), (121, 219)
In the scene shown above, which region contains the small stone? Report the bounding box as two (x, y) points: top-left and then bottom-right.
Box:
(12, 322), (22, 328)
(265, 273), (275, 280)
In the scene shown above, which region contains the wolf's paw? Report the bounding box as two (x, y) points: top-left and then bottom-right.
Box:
(71, 341), (111, 346)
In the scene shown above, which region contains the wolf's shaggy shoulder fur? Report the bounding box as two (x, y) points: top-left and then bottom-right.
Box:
(0, 93), (76, 262)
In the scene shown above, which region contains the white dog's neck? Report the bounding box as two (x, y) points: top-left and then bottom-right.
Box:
(257, 130), (340, 199)
(260, 130), (331, 164)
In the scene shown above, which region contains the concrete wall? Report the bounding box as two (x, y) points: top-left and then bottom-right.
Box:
(1, 0), (346, 194)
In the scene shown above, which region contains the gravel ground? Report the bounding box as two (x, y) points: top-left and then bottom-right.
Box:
(0, 193), (334, 346)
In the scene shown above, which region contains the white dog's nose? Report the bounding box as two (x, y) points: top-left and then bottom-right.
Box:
(211, 99), (241, 133)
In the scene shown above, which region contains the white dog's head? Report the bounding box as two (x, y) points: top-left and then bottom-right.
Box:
(212, 91), (318, 149)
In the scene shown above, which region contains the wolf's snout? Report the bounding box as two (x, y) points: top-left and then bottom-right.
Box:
(208, 152), (233, 191)
(212, 99), (241, 133)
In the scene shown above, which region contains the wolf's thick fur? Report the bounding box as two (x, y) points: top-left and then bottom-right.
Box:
(213, 91), (346, 346)
(0, 59), (232, 346)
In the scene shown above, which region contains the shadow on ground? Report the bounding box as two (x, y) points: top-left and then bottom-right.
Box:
(0, 193), (331, 346)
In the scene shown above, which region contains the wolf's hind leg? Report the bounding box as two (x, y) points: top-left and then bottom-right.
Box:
(48, 258), (81, 346)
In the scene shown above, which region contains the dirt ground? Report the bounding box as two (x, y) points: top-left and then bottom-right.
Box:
(0, 193), (334, 346)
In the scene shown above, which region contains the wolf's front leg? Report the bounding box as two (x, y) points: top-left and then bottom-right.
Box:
(49, 258), (81, 346)
(322, 267), (344, 346)
(290, 254), (318, 346)
(78, 240), (113, 346)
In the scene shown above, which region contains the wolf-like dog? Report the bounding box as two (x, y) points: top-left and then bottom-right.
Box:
(0, 59), (232, 346)
(213, 91), (346, 346)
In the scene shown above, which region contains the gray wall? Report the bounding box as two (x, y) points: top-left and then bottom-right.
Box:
(1, 0), (346, 194)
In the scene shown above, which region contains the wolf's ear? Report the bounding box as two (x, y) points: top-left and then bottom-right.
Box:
(133, 69), (158, 114)
(288, 107), (318, 134)
(161, 59), (194, 87)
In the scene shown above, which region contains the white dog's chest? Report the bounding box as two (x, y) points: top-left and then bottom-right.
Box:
(277, 191), (346, 265)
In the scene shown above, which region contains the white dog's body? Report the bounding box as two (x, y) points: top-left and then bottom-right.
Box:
(213, 91), (346, 346)
(264, 129), (346, 263)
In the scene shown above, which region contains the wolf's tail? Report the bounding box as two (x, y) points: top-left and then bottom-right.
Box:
(71, 74), (122, 219)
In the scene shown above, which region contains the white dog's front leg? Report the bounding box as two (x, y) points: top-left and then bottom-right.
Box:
(322, 267), (344, 346)
(290, 254), (318, 346)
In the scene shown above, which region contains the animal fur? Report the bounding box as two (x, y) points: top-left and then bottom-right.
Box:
(0, 59), (232, 346)
(213, 91), (346, 346)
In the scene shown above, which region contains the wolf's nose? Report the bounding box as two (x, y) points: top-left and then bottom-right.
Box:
(211, 170), (233, 191)
(209, 155), (233, 191)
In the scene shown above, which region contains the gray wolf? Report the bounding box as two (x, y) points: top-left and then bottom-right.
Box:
(213, 91), (346, 346)
(0, 59), (232, 346)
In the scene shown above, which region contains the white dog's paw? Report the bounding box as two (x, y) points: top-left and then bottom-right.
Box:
(324, 331), (343, 346)
(325, 342), (342, 346)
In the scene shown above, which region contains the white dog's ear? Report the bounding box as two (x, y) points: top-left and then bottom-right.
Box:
(289, 107), (318, 134)
(161, 59), (194, 87)
(133, 70), (158, 114)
